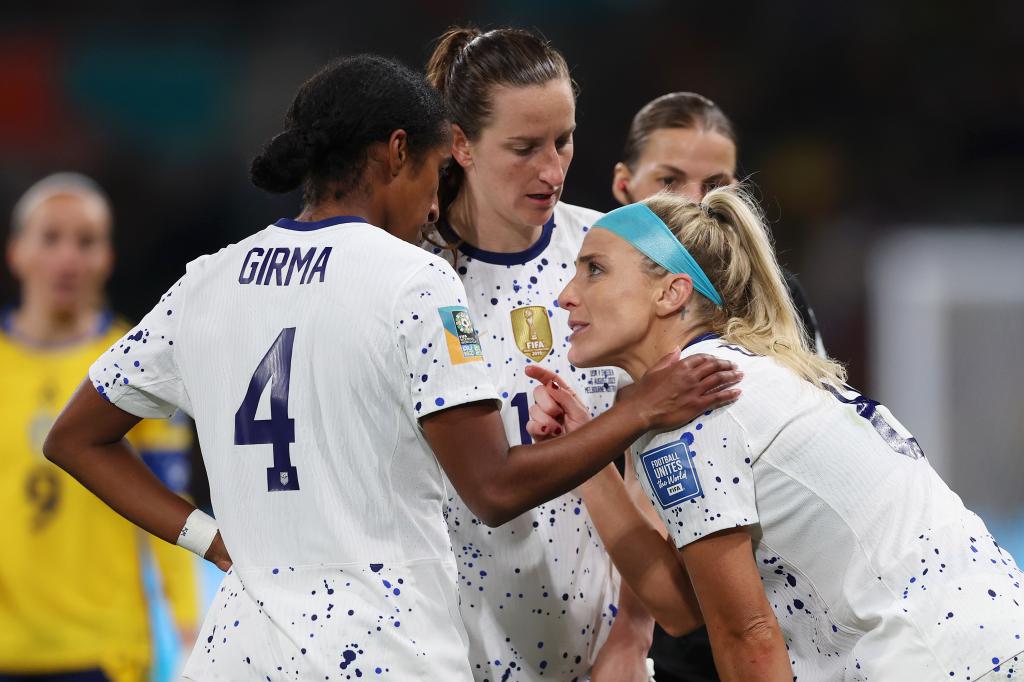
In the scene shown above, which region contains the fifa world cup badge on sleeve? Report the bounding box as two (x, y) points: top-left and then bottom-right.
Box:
(510, 305), (553, 361)
(438, 306), (484, 364)
(640, 432), (703, 509)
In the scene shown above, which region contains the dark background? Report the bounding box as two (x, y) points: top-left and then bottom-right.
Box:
(3, 0), (1023, 391)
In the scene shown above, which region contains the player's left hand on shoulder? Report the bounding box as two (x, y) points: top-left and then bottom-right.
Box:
(628, 350), (743, 430)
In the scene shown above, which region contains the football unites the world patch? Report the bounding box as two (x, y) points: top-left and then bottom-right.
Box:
(510, 306), (553, 361)
(438, 306), (483, 365)
(639, 432), (703, 509)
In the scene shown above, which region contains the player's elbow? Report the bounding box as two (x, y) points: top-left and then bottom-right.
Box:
(464, 481), (524, 527)
(461, 499), (511, 527)
(705, 609), (791, 676)
(658, 611), (703, 638)
(738, 612), (781, 641)
(659, 620), (690, 638)
(649, 585), (704, 637)
(717, 611), (783, 655)
(477, 506), (515, 527)
(42, 413), (90, 469)
(41, 422), (70, 466)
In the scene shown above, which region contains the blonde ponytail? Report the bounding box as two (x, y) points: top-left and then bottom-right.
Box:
(643, 187), (846, 387)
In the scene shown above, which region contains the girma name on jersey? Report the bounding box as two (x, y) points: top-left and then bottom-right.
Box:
(238, 246), (332, 286)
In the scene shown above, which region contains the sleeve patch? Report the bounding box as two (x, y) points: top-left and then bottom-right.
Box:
(438, 306), (483, 365)
(640, 432), (703, 509)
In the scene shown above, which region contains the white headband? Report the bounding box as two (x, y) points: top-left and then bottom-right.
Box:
(11, 172), (111, 234)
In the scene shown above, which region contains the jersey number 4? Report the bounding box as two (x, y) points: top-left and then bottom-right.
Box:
(234, 327), (300, 491)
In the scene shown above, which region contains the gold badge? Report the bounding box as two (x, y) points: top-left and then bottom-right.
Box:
(510, 306), (553, 361)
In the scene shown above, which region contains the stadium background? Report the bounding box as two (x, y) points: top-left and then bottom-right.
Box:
(2, 1), (1022, 678)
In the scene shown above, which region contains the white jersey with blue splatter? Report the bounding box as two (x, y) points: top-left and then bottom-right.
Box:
(422, 202), (622, 682)
(90, 216), (501, 681)
(631, 337), (1024, 681)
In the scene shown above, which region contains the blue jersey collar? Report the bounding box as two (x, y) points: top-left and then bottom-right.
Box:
(683, 331), (721, 350)
(435, 214), (555, 266)
(273, 215), (366, 232)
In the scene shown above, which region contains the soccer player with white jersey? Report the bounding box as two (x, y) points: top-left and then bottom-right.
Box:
(424, 27), (657, 681)
(610, 91), (829, 682)
(41, 56), (743, 681)
(526, 187), (1024, 680)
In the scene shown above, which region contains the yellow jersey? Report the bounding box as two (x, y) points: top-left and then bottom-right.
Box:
(0, 312), (199, 681)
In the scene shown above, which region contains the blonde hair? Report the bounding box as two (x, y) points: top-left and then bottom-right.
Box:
(642, 186), (846, 387)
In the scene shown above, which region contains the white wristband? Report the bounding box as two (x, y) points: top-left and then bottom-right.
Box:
(177, 509), (219, 558)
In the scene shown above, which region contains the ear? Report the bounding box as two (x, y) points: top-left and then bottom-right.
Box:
(99, 240), (115, 284)
(654, 273), (695, 318)
(6, 237), (24, 280)
(387, 129), (409, 177)
(451, 124), (473, 170)
(611, 162), (633, 205)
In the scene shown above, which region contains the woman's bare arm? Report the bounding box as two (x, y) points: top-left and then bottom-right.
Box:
(519, 362), (790, 680)
(572, 461), (705, 636)
(681, 528), (791, 681)
(523, 365), (708, 634)
(44, 379), (231, 569)
(422, 353), (740, 526)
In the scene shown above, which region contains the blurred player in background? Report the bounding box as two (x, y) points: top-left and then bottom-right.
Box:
(613, 92), (825, 358)
(0, 173), (198, 682)
(425, 26), (656, 682)
(40, 56), (739, 681)
(528, 188), (1024, 681)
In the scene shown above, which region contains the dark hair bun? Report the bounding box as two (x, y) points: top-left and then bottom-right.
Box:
(251, 54), (449, 203)
(250, 129), (309, 194)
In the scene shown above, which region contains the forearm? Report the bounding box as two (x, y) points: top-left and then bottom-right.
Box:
(591, 577), (654, 682)
(428, 354), (743, 526)
(606, 577), (655, 651)
(480, 402), (650, 523)
(681, 528), (792, 681)
(46, 436), (196, 546)
(581, 466), (703, 635)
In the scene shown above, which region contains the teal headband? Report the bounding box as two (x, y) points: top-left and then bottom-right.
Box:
(594, 203), (723, 306)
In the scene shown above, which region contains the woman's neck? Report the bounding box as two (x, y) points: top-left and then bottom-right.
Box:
(621, 318), (715, 382)
(10, 302), (103, 346)
(447, 188), (543, 252)
(298, 197), (376, 225)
